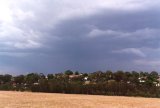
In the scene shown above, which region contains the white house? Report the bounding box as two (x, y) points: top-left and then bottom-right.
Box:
(138, 77), (146, 83)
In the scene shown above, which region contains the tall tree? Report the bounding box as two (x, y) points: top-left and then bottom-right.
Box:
(64, 70), (73, 75)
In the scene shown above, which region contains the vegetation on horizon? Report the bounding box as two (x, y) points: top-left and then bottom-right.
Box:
(0, 70), (160, 98)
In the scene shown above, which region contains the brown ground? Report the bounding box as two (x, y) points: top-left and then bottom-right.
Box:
(0, 91), (159, 108)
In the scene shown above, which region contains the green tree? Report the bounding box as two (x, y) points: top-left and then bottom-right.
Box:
(25, 73), (40, 84)
(150, 71), (159, 80)
(114, 71), (125, 82)
(14, 75), (25, 84)
(39, 73), (45, 79)
(3, 74), (12, 83)
(106, 70), (113, 80)
(47, 74), (54, 80)
(75, 71), (79, 75)
(64, 70), (73, 75)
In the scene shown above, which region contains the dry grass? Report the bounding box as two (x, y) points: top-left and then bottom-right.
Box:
(0, 91), (159, 108)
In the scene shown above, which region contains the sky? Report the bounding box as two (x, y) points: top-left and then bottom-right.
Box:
(0, 0), (160, 74)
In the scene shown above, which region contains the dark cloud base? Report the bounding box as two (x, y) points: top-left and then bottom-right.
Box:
(1, 8), (160, 74)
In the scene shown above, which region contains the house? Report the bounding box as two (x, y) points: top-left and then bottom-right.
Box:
(127, 81), (131, 84)
(84, 81), (90, 85)
(84, 77), (88, 81)
(155, 75), (160, 87)
(12, 82), (16, 88)
(155, 82), (160, 87)
(138, 77), (146, 83)
(33, 82), (39, 85)
(69, 75), (80, 79)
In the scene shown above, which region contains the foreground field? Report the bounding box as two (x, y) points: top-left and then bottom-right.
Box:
(0, 91), (159, 108)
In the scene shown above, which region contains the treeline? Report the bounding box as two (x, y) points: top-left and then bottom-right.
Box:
(0, 70), (160, 98)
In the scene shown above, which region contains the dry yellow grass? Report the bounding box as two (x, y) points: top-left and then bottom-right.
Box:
(0, 91), (159, 108)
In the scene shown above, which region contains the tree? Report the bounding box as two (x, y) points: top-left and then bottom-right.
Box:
(106, 70), (113, 80)
(0, 71), (160, 98)
(3, 74), (12, 83)
(75, 71), (79, 75)
(150, 71), (159, 79)
(47, 74), (54, 80)
(64, 70), (73, 75)
(14, 75), (25, 84)
(124, 72), (132, 82)
(83, 73), (88, 77)
(25, 73), (40, 84)
(130, 71), (139, 84)
(39, 73), (45, 79)
(114, 71), (125, 82)
(39, 79), (49, 92)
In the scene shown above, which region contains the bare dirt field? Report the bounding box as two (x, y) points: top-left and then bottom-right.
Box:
(0, 91), (159, 108)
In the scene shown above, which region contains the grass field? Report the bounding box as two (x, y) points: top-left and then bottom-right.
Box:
(0, 91), (159, 108)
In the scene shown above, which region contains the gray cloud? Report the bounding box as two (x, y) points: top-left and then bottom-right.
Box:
(0, 0), (160, 74)
(112, 48), (146, 57)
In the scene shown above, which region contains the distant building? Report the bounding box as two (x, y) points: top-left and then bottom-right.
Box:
(156, 75), (160, 87)
(69, 75), (80, 79)
(154, 82), (160, 87)
(33, 82), (39, 85)
(138, 77), (146, 83)
(157, 75), (160, 81)
(84, 77), (88, 81)
(84, 81), (90, 85)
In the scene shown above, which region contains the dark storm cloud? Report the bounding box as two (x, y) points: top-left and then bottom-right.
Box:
(40, 8), (160, 72)
(0, 0), (160, 74)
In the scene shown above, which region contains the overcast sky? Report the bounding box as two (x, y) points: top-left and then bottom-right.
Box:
(0, 0), (160, 74)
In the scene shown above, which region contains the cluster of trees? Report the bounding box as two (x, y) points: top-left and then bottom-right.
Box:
(0, 70), (160, 98)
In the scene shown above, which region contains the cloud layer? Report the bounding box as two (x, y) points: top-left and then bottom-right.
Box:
(0, 0), (160, 74)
